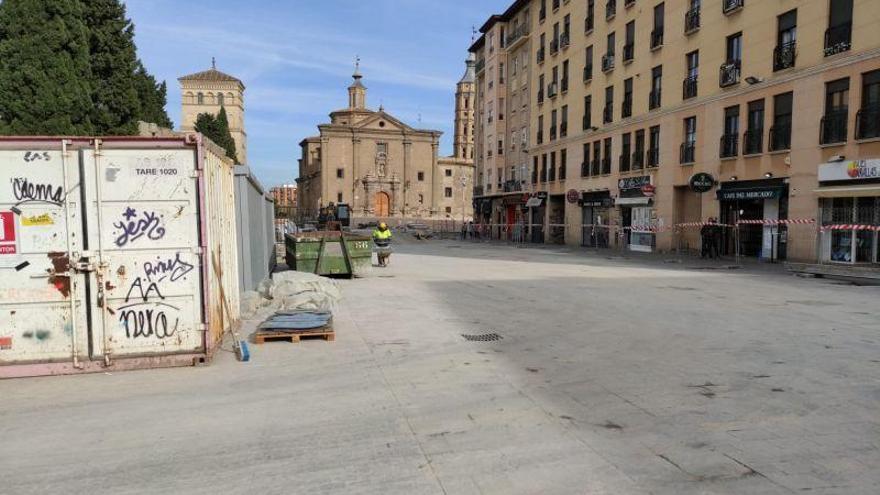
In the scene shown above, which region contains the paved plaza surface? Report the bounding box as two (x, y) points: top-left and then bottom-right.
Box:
(1, 240), (878, 494)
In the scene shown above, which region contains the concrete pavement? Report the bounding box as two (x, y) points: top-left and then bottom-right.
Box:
(1, 239), (878, 494)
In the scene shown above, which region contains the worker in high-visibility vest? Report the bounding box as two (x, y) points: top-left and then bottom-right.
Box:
(372, 222), (393, 267)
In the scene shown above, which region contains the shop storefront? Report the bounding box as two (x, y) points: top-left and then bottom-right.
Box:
(717, 179), (789, 260)
(548, 194), (566, 244)
(617, 175), (655, 252)
(816, 159), (880, 265)
(526, 192), (547, 243)
(580, 190), (613, 248)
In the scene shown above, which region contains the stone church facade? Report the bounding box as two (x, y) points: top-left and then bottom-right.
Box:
(178, 62), (247, 164)
(297, 60), (475, 223)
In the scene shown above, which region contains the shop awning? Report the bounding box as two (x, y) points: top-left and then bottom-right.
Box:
(616, 196), (651, 206)
(525, 197), (544, 207)
(814, 185), (880, 198)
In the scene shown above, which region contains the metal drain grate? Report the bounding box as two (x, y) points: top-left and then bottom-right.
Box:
(461, 333), (503, 342)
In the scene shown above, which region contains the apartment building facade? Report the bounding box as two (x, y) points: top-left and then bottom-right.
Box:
(471, 0), (880, 265)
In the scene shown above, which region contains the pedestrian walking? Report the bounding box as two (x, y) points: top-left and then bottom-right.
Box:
(460, 222), (467, 240)
(710, 218), (722, 259)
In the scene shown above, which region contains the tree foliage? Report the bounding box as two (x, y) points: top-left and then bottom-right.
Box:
(0, 0), (172, 136)
(195, 107), (238, 163)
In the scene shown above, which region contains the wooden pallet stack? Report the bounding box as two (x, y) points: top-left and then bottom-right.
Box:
(252, 311), (335, 344)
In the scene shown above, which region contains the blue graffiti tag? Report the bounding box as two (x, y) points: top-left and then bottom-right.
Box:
(113, 208), (166, 247)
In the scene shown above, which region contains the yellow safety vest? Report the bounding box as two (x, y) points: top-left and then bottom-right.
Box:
(373, 229), (392, 240)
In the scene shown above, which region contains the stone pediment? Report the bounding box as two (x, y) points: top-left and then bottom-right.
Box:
(353, 111), (414, 132)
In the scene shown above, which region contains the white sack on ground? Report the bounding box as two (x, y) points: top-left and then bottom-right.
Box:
(241, 272), (342, 319)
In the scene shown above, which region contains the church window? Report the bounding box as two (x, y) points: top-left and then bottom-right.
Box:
(445, 207), (452, 214)
(418, 194), (424, 204)
(379, 121), (386, 127)
(197, 92), (204, 104)
(417, 171), (425, 181)
(217, 93), (225, 106)
(337, 193), (343, 203)
(336, 168), (344, 178)
(445, 169), (452, 177)
(445, 187), (453, 198)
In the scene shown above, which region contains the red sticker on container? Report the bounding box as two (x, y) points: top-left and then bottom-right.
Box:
(0, 336), (12, 350)
(0, 211), (16, 254)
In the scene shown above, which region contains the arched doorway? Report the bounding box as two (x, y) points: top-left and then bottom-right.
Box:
(374, 191), (391, 217)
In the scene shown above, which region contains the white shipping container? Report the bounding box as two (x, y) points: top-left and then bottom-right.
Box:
(0, 136), (239, 378)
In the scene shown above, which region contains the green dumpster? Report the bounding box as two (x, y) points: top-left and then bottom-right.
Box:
(285, 232), (372, 277)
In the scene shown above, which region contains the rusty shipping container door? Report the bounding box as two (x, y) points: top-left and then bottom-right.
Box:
(0, 139), (209, 375)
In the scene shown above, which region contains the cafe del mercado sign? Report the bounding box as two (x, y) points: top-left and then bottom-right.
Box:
(819, 159), (880, 182)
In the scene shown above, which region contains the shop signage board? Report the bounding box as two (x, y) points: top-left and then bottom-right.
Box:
(689, 172), (715, 193)
(818, 159), (880, 182)
(641, 184), (656, 197)
(716, 188), (783, 201)
(618, 175), (651, 191)
(566, 189), (580, 203)
(0, 211), (16, 254)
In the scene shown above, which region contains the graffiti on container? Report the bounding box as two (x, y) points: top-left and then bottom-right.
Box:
(12, 177), (63, 206)
(113, 207), (166, 247)
(21, 330), (51, 341)
(144, 252), (194, 283)
(23, 151), (51, 163)
(118, 276), (179, 339)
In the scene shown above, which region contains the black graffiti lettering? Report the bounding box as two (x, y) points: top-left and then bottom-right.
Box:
(119, 308), (177, 339)
(124, 277), (164, 303)
(11, 177), (63, 205)
(144, 252), (194, 283)
(113, 207), (166, 247)
(23, 151), (51, 163)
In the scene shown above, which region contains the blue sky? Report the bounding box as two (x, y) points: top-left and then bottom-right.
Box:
(126, 0), (511, 188)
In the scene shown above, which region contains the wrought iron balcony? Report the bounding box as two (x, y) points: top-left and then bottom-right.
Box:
(856, 105), (880, 140)
(606, 0), (616, 20)
(720, 133), (739, 158)
(475, 59), (485, 73)
(581, 161), (589, 177)
(561, 77), (569, 93)
(680, 143), (695, 164)
(683, 75), (698, 100)
(550, 125), (557, 141)
(773, 41), (796, 71)
(824, 23), (852, 57)
(561, 122), (568, 138)
(722, 0), (744, 15)
(650, 29), (664, 50)
(537, 89), (545, 104)
(602, 54), (615, 72)
(743, 129), (763, 155)
(603, 104), (613, 124)
(548, 82), (558, 98)
(601, 156), (611, 174)
(820, 110), (849, 144)
(584, 64), (593, 82)
(561, 32), (571, 49)
(622, 98), (632, 118)
(769, 124), (791, 151)
(506, 24), (529, 47)
(619, 153), (631, 172)
(684, 6), (700, 33)
(647, 148), (659, 168)
(591, 158), (601, 176)
(632, 150), (644, 170)
(623, 43), (634, 62)
(537, 47), (546, 64)
(719, 60), (741, 88)
(649, 89), (661, 110)
(550, 39), (560, 54)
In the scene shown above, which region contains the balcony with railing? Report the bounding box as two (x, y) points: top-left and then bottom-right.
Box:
(685, 6), (700, 33)
(550, 125), (558, 141)
(606, 0), (616, 20)
(548, 82), (559, 98)
(584, 64), (593, 82)
(537, 88), (545, 104)
(647, 148), (659, 168)
(743, 129), (763, 155)
(623, 43), (634, 63)
(619, 153), (631, 172)
(720, 133), (739, 158)
(683, 76), (698, 100)
(602, 156), (611, 174)
(824, 23), (852, 57)
(602, 54), (615, 72)
(537, 47), (546, 64)
(719, 60), (741, 88)
(650, 29), (663, 50)
(856, 105), (880, 140)
(769, 124), (791, 151)
(622, 98), (632, 118)
(820, 110), (849, 145)
(550, 38), (560, 54)
(603, 104), (613, 124)
(561, 77), (569, 93)
(561, 32), (571, 49)
(649, 89), (661, 110)
(475, 59), (486, 73)
(591, 158), (601, 176)
(506, 24), (529, 47)
(561, 122), (568, 138)
(680, 143), (695, 164)
(722, 0), (744, 15)
(581, 161), (589, 177)
(632, 150), (644, 170)
(774, 41), (796, 71)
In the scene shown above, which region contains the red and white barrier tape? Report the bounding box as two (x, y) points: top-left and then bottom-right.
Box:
(736, 218), (815, 226)
(820, 224), (880, 232)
